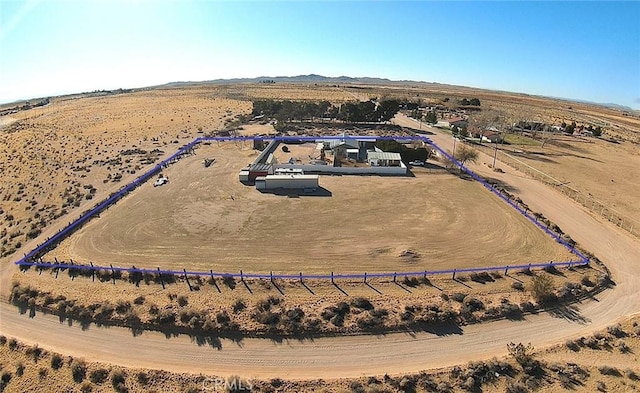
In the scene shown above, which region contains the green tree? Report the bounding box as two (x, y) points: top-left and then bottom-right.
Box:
(425, 111), (438, 124)
(593, 126), (602, 137)
(376, 99), (400, 122)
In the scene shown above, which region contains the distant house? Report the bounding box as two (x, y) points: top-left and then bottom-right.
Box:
(481, 130), (504, 143)
(437, 117), (468, 129)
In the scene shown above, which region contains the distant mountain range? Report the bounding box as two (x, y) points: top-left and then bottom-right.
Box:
(164, 74), (415, 86)
(163, 74), (636, 112)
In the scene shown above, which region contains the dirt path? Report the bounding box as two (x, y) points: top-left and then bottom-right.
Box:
(1, 116), (639, 379)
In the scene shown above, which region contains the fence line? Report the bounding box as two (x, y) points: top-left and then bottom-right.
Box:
(16, 134), (590, 280)
(17, 259), (586, 281)
(472, 141), (638, 238)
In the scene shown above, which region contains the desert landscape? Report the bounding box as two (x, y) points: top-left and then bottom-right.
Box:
(1, 81), (640, 393)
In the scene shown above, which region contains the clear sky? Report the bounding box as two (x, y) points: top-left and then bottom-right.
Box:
(1, 1), (639, 108)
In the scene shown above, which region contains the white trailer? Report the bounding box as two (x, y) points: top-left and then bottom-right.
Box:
(263, 174), (319, 190)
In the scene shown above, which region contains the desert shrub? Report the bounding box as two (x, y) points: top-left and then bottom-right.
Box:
(136, 371), (149, 385)
(519, 301), (536, 313)
(38, 367), (48, 379)
(71, 359), (87, 382)
(254, 310), (280, 326)
(15, 362), (24, 376)
(80, 381), (93, 393)
(529, 274), (557, 305)
(285, 307), (305, 322)
(581, 275), (595, 287)
(607, 324), (626, 338)
(0, 335), (6, 345)
(598, 365), (621, 376)
(214, 311), (230, 325)
(565, 339), (580, 351)
(625, 368), (640, 381)
(233, 299), (246, 313)
(558, 282), (584, 300)
(617, 339), (630, 353)
(115, 300), (131, 314)
(511, 281), (525, 291)
(8, 338), (18, 350)
(51, 353), (64, 369)
(349, 380), (365, 393)
(440, 292), (449, 301)
(177, 295), (188, 307)
(1, 371), (12, 388)
(470, 272), (494, 283)
(133, 296), (145, 305)
(451, 292), (466, 303)
(25, 344), (43, 362)
(402, 276), (420, 287)
(89, 368), (109, 384)
(110, 369), (127, 392)
(462, 297), (484, 312)
(596, 381), (606, 392)
(350, 297), (374, 310)
(501, 302), (523, 319)
(222, 275), (236, 289)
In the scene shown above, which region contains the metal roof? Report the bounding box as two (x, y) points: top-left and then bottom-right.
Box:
(367, 151), (402, 161)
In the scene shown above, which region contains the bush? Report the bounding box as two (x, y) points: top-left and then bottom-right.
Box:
(511, 281), (525, 291)
(233, 299), (246, 313)
(350, 297), (373, 310)
(529, 274), (557, 305)
(89, 368), (109, 384)
(15, 362), (25, 376)
(607, 324), (626, 338)
(1, 371), (12, 387)
(71, 359), (87, 382)
(598, 365), (621, 376)
(625, 368), (640, 381)
(51, 353), (64, 369)
(177, 296), (188, 307)
(451, 292), (467, 303)
(136, 371), (149, 385)
(25, 344), (43, 362)
(0, 335), (6, 346)
(110, 369), (127, 392)
(8, 338), (17, 350)
(80, 381), (93, 393)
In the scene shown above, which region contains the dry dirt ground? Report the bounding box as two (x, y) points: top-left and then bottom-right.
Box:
(45, 141), (573, 274)
(1, 83), (639, 392)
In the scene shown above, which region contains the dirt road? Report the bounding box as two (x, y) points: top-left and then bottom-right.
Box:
(1, 116), (639, 379)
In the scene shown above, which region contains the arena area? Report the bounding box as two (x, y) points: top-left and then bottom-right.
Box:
(46, 141), (574, 274)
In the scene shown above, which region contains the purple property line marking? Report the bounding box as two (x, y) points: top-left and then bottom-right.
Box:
(16, 134), (589, 279)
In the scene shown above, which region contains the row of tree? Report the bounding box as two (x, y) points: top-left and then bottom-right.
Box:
(459, 98), (481, 106)
(251, 99), (400, 123)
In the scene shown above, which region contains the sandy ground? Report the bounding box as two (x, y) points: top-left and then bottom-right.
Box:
(1, 115), (639, 381)
(44, 142), (572, 273)
(1, 84), (639, 389)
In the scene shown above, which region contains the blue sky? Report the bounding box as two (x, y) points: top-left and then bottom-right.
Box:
(1, 1), (639, 108)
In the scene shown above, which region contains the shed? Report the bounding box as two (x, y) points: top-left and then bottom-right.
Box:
(367, 151), (402, 167)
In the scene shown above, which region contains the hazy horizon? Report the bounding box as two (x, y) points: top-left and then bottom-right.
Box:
(1, 1), (639, 109)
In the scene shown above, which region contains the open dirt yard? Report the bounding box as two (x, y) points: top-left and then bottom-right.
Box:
(2, 82), (639, 392)
(46, 141), (573, 274)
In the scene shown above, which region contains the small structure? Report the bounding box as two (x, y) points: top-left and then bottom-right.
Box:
(481, 130), (504, 143)
(437, 117), (468, 129)
(367, 151), (402, 167)
(255, 174), (319, 191)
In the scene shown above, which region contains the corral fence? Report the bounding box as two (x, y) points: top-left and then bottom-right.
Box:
(471, 141), (639, 239)
(17, 259), (586, 285)
(15, 134), (590, 281)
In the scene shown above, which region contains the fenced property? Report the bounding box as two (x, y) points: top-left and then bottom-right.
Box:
(16, 134), (590, 282)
